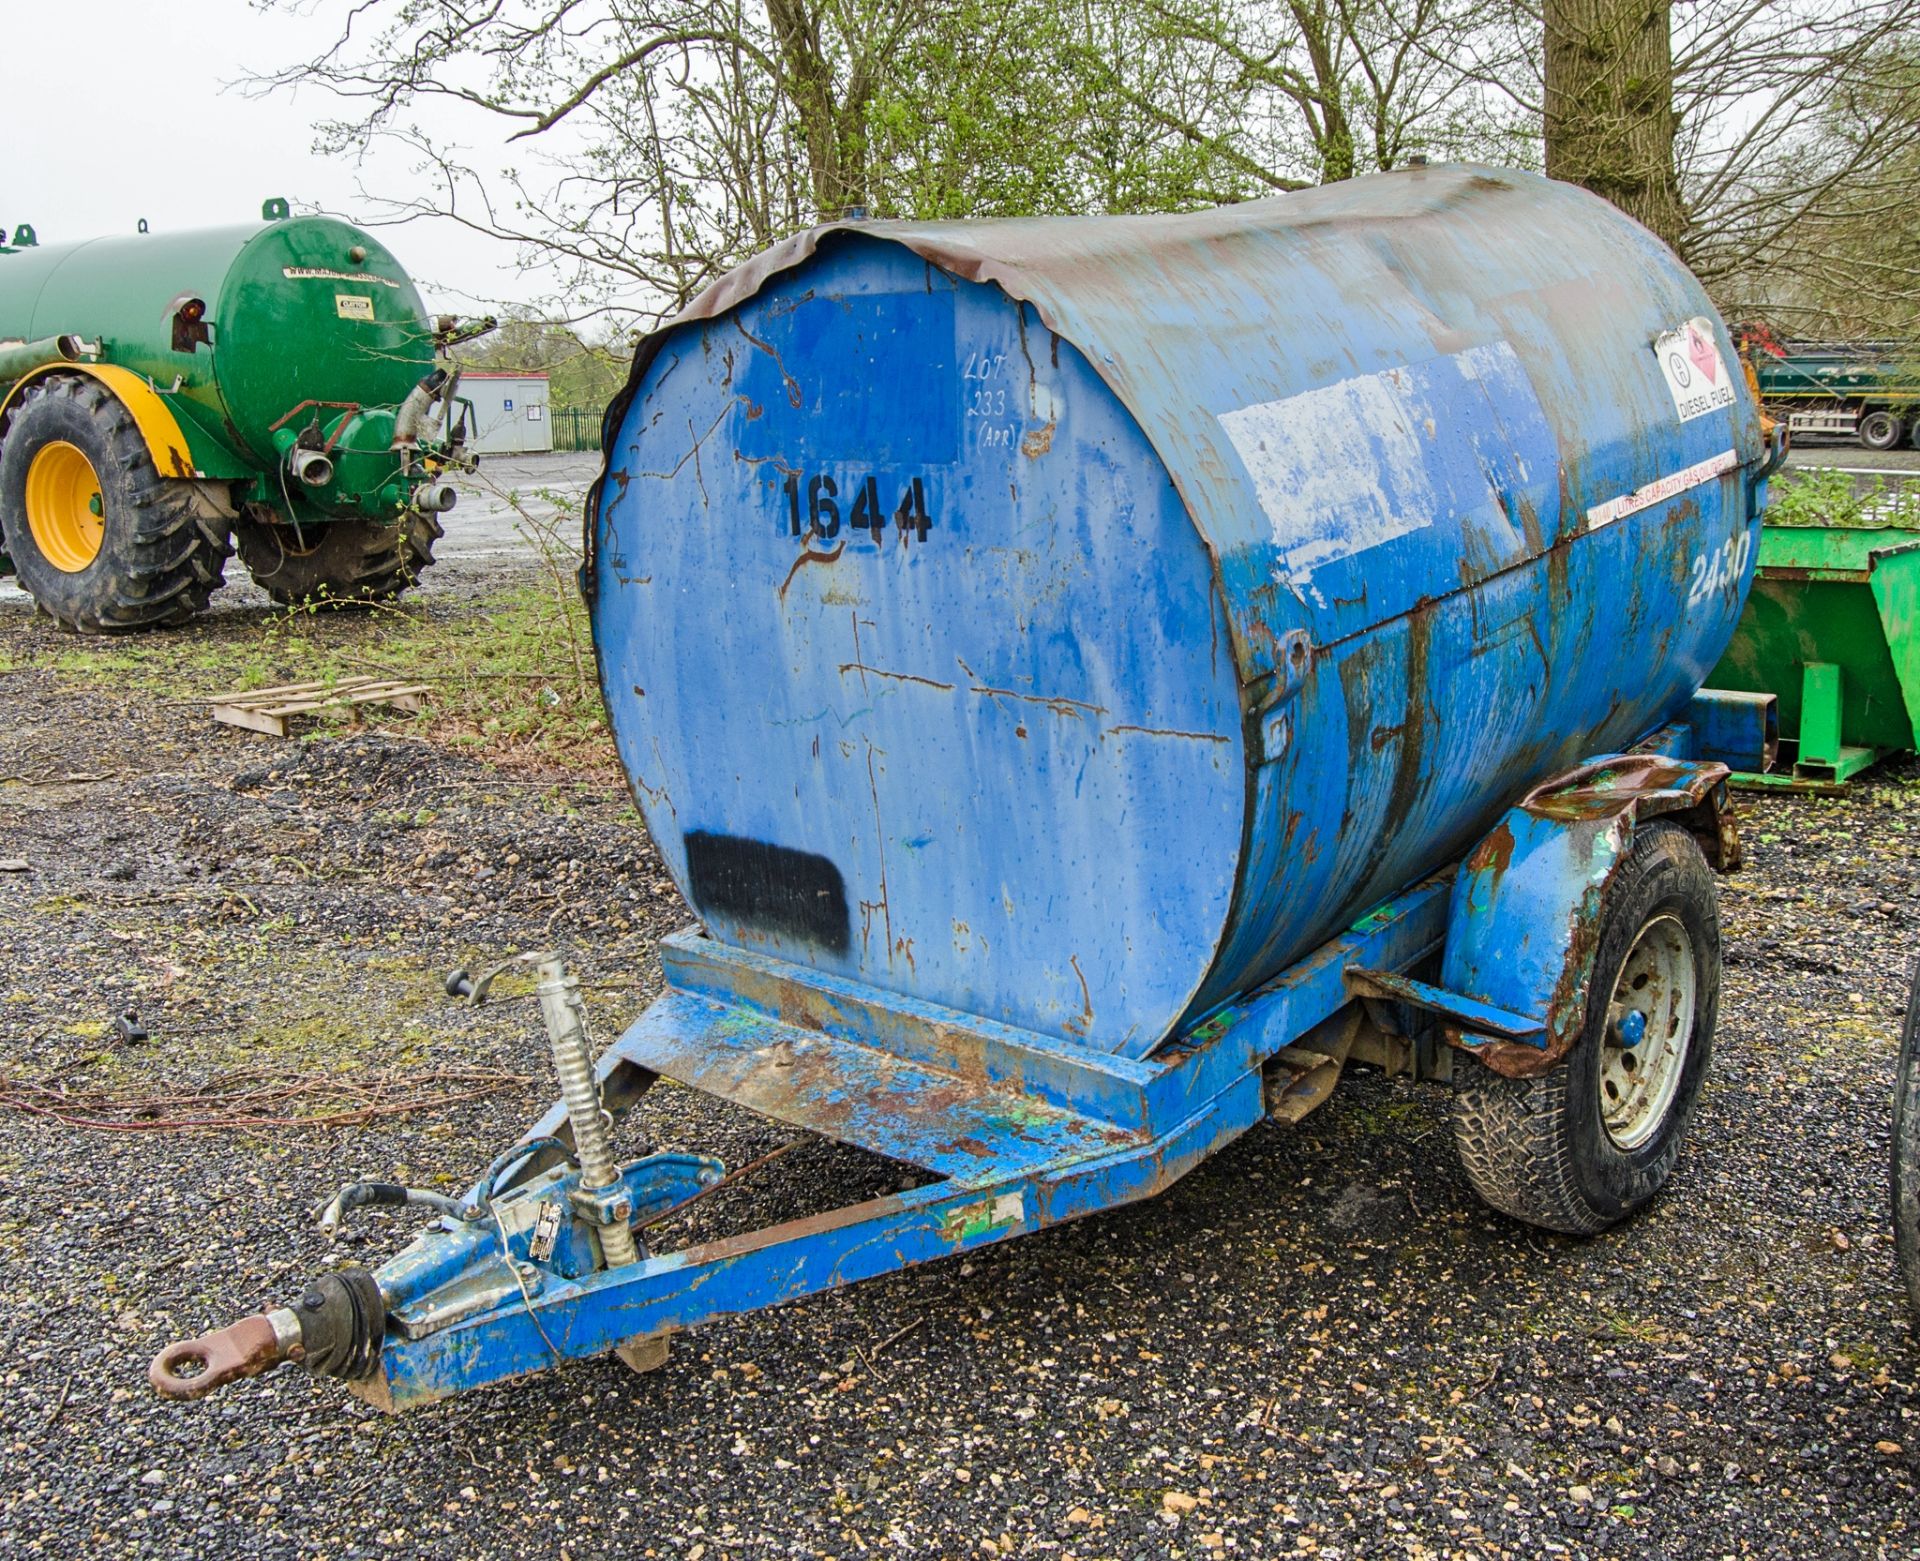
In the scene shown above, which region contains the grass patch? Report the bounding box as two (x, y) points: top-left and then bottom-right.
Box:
(9, 579), (615, 771)
(87, 957), (454, 1084)
(1835, 1337), (1889, 1375)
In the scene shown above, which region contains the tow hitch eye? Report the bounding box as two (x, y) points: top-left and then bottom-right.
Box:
(149, 1311), (298, 1401)
(147, 952), (681, 1404)
(149, 1269), (386, 1401)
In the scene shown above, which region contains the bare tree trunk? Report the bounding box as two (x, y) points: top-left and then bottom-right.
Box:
(1543, 0), (1684, 251)
(763, 0), (871, 218)
(765, 0), (842, 211)
(1288, 0), (1358, 181)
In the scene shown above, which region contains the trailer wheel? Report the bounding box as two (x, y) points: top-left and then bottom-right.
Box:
(1859, 410), (1906, 451)
(1451, 821), (1720, 1234)
(234, 511), (442, 607)
(1892, 968), (1920, 1317)
(0, 377), (231, 632)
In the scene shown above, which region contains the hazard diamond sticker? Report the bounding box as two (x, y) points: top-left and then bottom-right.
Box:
(1654, 317), (1736, 423)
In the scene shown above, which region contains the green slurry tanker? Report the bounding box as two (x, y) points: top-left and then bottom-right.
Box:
(0, 201), (481, 633)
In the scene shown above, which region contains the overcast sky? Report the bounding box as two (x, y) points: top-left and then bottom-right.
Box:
(1, 0), (550, 316)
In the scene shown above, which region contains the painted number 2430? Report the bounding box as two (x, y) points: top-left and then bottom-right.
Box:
(1687, 531), (1751, 607)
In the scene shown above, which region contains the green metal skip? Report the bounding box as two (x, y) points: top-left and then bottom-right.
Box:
(1709, 522), (1920, 789)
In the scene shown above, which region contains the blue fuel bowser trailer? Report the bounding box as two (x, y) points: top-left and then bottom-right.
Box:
(153, 165), (1785, 1410)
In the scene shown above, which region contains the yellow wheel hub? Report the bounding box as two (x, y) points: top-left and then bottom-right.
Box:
(24, 441), (106, 573)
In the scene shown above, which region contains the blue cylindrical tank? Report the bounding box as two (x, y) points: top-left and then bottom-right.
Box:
(589, 165), (1768, 1059)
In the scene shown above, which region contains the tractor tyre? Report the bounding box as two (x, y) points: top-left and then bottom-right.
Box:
(0, 376), (231, 633)
(1451, 822), (1720, 1235)
(235, 511), (443, 608)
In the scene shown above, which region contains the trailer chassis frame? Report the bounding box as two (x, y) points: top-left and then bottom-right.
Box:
(153, 743), (1736, 1410)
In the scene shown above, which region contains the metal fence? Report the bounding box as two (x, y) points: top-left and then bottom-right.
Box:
(551, 406), (606, 452)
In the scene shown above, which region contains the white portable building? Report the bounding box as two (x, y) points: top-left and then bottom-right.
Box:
(462, 373), (553, 455)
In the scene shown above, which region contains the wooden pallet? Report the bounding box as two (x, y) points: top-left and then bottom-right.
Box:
(208, 676), (431, 738)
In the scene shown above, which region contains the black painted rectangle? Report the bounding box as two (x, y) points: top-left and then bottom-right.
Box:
(684, 831), (851, 955)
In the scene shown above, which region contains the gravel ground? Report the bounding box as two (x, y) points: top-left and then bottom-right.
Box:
(3, 571), (1920, 1559)
(439, 453), (596, 565)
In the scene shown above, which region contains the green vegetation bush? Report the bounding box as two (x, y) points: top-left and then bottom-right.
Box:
(1766, 468), (1920, 529)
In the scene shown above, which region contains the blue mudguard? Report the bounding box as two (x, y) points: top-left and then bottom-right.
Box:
(1440, 754), (1737, 1078)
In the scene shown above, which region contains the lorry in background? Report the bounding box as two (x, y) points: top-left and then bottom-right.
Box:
(1738, 324), (1920, 451)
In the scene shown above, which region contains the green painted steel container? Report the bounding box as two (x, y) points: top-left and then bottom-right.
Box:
(1707, 523), (1920, 779)
(0, 216), (433, 476)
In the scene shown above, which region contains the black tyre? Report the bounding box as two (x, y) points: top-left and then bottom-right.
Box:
(1892, 968), (1920, 1317)
(234, 511), (442, 607)
(0, 376), (231, 632)
(1859, 409), (1905, 451)
(1452, 821), (1721, 1234)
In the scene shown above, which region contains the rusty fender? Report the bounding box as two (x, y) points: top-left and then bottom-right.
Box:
(1439, 754), (1738, 1079)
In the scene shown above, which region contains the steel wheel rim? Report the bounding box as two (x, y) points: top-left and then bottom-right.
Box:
(1599, 912), (1696, 1151)
(24, 440), (105, 573)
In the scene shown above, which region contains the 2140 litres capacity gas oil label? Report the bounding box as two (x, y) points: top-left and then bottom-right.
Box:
(782, 473), (933, 544)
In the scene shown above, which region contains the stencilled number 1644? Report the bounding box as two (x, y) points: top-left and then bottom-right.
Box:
(783, 473), (933, 544)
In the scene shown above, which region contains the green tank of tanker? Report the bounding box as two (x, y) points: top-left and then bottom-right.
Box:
(0, 199), (479, 632)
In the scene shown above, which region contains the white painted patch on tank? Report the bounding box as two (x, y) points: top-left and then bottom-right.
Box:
(1218, 343), (1526, 588)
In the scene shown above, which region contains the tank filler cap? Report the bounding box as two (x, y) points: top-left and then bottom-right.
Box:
(262, 197), (291, 222)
